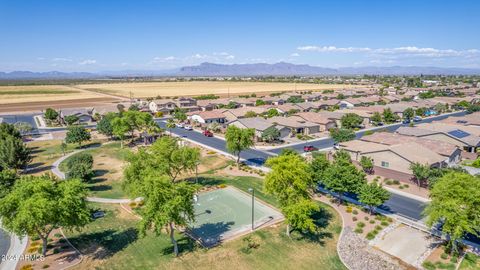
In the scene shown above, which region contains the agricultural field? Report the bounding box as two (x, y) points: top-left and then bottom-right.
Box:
(0, 85), (104, 105)
(74, 81), (355, 98)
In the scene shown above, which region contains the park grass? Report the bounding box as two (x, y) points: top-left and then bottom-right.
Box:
(459, 253), (480, 270)
(64, 176), (345, 270)
(75, 81), (353, 98)
(58, 142), (130, 199)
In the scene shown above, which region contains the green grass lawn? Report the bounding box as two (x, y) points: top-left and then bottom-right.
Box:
(64, 176), (345, 270)
(59, 142), (130, 199)
(459, 253), (480, 270)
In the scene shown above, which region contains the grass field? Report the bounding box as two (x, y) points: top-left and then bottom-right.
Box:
(459, 253), (480, 270)
(65, 176), (345, 270)
(0, 85), (103, 104)
(75, 81), (354, 98)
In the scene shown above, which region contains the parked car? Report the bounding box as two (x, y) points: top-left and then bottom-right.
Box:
(413, 116), (422, 122)
(303, 145), (317, 152)
(184, 125), (193, 130)
(402, 119), (411, 124)
(176, 123), (184, 128)
(376, 122), (384, 126)
(202, 130), (213, 137)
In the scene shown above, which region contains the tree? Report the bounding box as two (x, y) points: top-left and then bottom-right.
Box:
(0, 169), (17, 198)
(244, 111), (257, 118)
(403, 108), (414, 120)
(416, 107), (428, 117)
(370, 112), (382, 124)
(264, 153), (315, 236)
(64, 115), (79, 126)
(329, 128), (356, 143)
(65, 126), (91, 148)
(225, 125), (254, 165)
(310, 152), (330, 184)
(336, 93), (345, 100)
(0, 135), (31, 171)
(255, 99), (266, 106)
(44, 108), (59, 121)
(360, 156), (374, 174)
(282, 199), (320, 236)
(129, 104), (140, 111)
(358, 182), (390, 213)
(0, 175), (91, 256)
(97, 117), (114, 138)
(66, 153), (94, 182)
(425, 172), (480, 254)
(138, 176), (196, 257)
(226, 101), (238, 109)
(265, 108), (280, 118)
(173, 108), (187, 122)
(0, 122), (21, 139)
(261, 126), (280, 142)
(287, 96), (304, 103)
(340, 113), (363, 129)
(382, 108), (397, 123)
(165, 119), (176, 134)
(13, 122), (33, 135)
(410, 163), (431, 186)
(321, 154), (366, 202)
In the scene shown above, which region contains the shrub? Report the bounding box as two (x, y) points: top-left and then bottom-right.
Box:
(392, 180), (400, 185)
(42, 265), (50, 269)
(399, 186), (404, 189)
(403, 184), (409, 188)
(450, 256), (458, 263)
(65, 152), (94, 182)
(369, 220), (375, 224)
(218, 184), (227, 188)
(129, 202), (137, 208)
(20, 264), (33, 270)
(346, 206), (352, 213)
(384, 179), (394, 185)
(364, 216), (369, 221)
(366, 232), (375, 240)
(381, 221), (389, 226)
(37, 247), (43, 254)
(354, 228), (363, 234)
(387, 217), (393, 223)
(375, 225), (383, 231)
(53, 248), (60, 254)
(352, 209), (358, 215)
(357, 222), (365, 228)
(440, 253), (449, 260)
(352, 217), (357, 222)
(27, 247), (37, 253)
(422, 261), (436, 270)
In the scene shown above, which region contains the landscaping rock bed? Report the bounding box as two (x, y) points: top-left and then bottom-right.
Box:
(338, 227), (406, 270)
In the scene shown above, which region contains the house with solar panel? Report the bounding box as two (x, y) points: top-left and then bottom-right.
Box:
(396, 123), (480, 153)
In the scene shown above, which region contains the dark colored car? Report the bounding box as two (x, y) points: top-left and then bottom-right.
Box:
(202, 130), (213, 137)
(402, 119), (411, 124)
(303, 145), (317, 152)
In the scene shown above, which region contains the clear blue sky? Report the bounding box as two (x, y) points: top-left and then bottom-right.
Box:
(1, 0), (479, 72)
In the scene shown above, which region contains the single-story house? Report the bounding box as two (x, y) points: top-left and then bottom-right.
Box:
(148, 99), (177, 114)
(266, 116), (320, 135)
(222, 107), (267, 122)
(228, 117), (290, 141)
(59, 108), (94, 124)
(294, 112), (337, 131)
(396, 123), (480, 153)
(189, 110), (227, 125)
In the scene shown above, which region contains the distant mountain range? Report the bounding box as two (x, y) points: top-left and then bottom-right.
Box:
(2, 62), (480, 79)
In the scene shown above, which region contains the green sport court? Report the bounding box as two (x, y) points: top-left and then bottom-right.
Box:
(189, 186), (283, 247)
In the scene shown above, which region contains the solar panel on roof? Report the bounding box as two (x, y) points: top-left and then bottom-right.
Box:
(447, 129), (470, 139)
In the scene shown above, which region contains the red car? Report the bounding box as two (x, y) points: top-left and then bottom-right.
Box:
(202, 130), (213, 137)
(303, 145), (317, 152)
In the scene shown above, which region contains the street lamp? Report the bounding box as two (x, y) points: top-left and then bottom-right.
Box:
(248, 188), (255, 231)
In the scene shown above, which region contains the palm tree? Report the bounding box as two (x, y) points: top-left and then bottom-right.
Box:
(166, 119), (176, 135)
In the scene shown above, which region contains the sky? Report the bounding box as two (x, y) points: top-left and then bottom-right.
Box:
(1, 0), (480, 72)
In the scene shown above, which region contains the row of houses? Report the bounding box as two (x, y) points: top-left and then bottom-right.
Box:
(339, 112), (480, 182)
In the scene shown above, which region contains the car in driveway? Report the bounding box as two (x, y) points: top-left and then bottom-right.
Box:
(413, 116), (422, 122)
(176, 123), (184, 128)
(202, 130), (213, 137)
(184, 125), (193, 130)
(303, 145), (317, 152)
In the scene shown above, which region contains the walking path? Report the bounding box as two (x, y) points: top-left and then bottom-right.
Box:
(0, 223), (27, 270)
(50, 145), (132, 204)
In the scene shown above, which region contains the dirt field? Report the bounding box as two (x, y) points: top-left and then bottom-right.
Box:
(75, 81), (354, 98)
(0, 85), (110, 105)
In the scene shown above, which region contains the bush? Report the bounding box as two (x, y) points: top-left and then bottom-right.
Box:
(364, 216), (369, 221)
(357, 222), (365, 228)
(403, 184), (409, 188)
(218, 184), (227, 188)
(66, 152), (94, 181)
(440, 253), (449, 260)
(352, 209), (358, 215)
(369, 220), (375, 224)
(399, 186), (404, 189)
(52, 248), (60, 254)
(366, 232), (375, 240)
(27, 247), (37, 253)
(346, 206), (352, 213)
(384, 179), (394, 185)
(392, 180), (400, 185)
(450, 256), (458, 263)
(354, 228), (363, 234)
(422, 261), (436, 270)
(375, 225), (383, 231)
(37, 247), (43, 254)
(20, 264), (33, 270)
(129, 202), (137, 208)
(381, 221), (389, 226)
(42, 265), (50, 269)
(352, 217), (357, 222)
